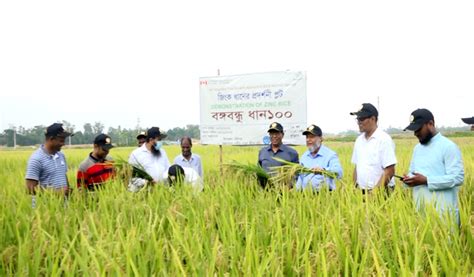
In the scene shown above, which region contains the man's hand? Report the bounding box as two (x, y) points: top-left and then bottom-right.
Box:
(402, 173), (427, 187)
(311, 167), (324, 175)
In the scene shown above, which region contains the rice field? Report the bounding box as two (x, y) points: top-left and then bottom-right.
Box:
(0, 137), (473, 275)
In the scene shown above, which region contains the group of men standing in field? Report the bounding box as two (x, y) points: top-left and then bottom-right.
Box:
(25, 103), (465, 226)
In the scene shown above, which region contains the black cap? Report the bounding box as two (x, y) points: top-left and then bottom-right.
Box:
(93, 134), (114, 150)
(45, 123), (73, 138)
(267, 122), (284, 133)
(168, 164), (185, 184)
(146, 127), (167, 139)
(461, 117), (474, 125)
(136, 131), (146, 140)
(350, 103), (379, 118)
(302, 124), (322, 136)
(404, 108), (434, 131)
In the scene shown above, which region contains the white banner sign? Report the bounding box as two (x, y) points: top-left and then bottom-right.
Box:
(199, 71), (307, 145)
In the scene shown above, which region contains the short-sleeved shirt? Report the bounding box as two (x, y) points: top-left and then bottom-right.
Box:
(25, 145), (68, 189)
(77, 153), (114, 190)
(173, 153), (203, 177)
(129, 144), (170, 182)
(258, 144), (299, 174)
(296, 145), (343, 191)
(351, 128), (397, 189)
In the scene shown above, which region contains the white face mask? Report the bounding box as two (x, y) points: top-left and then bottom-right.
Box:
(154, 141), (163, 151)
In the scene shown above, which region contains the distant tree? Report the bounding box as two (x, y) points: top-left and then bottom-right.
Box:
(92, 122), (105, 135)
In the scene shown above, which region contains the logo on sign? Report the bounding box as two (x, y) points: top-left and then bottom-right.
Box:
(263, 135), (270, 145)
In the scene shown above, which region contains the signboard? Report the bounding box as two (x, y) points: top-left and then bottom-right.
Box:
(199, 71), (307, 145)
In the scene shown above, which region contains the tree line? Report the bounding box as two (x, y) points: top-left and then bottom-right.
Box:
(0, 121), (200, 147)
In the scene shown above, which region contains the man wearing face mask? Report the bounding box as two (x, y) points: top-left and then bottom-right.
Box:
(402, 108), (464, 226)
(296, 125), (343, 191)
(128, 127), (170, 183)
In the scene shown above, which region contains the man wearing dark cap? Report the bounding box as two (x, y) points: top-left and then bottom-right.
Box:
(128, 127), (170, 182)
(296, 124), (343, 191)
(25, 123), (73, 203)
(350, 103), (397, 193)
(402, 108), (464, 226)
(257, 122), (299, 188)
(77, 134), (115, 191)
(136, 131), (147, 147)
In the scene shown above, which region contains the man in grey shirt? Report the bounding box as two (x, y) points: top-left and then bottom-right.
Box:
(258, 122), (299, 188)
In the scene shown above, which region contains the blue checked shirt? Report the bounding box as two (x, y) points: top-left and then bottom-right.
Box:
(296, 145), (343, 191)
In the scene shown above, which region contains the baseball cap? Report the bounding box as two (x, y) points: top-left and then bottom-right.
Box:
(404, 108), (434, 131)
(45, 123), (73, 138)
(302, 124), (322, 136)
(350, 103), (379, 118)
(146, 127), (167, 139)
(93, 134), (114, 150)
(136, 131), (146, 140)
(267, 122), (284, 133)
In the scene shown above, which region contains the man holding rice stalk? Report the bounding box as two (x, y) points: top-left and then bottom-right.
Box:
(25, 123), (73, 207)
(257, 122), (299, 188)
(350, 103), (397, 194)
(402, 108), (464, 226)
(76, 134), (115, 191)
(295, 124), (343, 191)
(128, 127), (170, 191)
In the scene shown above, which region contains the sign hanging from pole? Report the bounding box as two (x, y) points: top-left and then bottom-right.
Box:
(199, 71), (307, 145)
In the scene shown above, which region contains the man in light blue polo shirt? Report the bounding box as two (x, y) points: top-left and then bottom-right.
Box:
(402, 109), (464, 226)
(25, 123), (73, 200)
(173, 136), (203, 177)
(296, 124), (343, 191)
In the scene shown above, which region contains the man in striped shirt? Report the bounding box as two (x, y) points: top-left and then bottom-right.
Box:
(25, 123), (73, 197)
(77, 134), (115, 191)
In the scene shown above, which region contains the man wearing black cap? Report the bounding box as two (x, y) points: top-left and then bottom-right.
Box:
(25, 123), (73, 201)
(402, 108), (464, 226)
(295, 124), (343, 191)
(129, 127), (170, 182)
(350, 103), (397, 193)
(77, 134), (115, 191)
(136, 131), (146, 148)
(257, 122), (299, 188)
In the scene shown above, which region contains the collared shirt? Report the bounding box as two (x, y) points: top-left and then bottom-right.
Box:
(408, 133), (464, 224)
(162, 167), (204, 192)
(173, 153), (203, 177)
(128, 144), (170, 182)
(258, 144), (299, 174)
(25, 145), (68, 189)
(296, 145), (343, 191)
(351, 128), (397, 189)
(77, 153), (114, 190)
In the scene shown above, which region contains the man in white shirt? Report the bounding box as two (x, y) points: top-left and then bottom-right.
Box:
(163, 164), (204, 192)
(173, 136), (203, 177)
(128, 127), (170, 183)
(350, 103), (397, 193)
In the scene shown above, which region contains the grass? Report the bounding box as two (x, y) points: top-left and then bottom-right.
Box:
(0, 138), (473, 275)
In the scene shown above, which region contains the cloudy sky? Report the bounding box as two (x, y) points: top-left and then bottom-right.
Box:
(1, 0), (473, 134)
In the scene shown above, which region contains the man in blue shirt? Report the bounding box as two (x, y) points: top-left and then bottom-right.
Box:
(26, 123), (73, 207)
(173, 136), (203, 177)
(258, 122), (299, 188)
(296, 124), (343, 191)
(402, 109), (464, 226)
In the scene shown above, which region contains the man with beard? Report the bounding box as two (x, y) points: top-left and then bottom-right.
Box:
(295, 124), (343, 191)
(25, 123), (73, 206)
(77, 134), (115, 191)
(173, 136), (203, 177)
(350, 103), (397, 194)
(258, 122), (299, 188)
(402, 108), (464, 226)
(129, 127), (170, 183)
